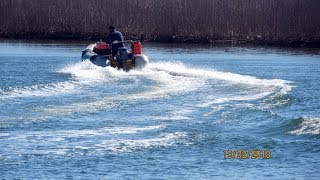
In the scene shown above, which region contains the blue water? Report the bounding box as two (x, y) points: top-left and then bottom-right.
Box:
(0, 40), (319, 179)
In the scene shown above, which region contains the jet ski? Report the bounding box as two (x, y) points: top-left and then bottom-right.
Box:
(81, 40), (149, 71)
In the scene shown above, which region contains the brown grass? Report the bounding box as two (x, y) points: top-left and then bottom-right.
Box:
(0, 0), (319, 46)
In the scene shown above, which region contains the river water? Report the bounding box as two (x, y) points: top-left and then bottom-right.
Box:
(0, 40), (319, 179)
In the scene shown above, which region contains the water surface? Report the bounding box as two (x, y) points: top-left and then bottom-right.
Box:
(0, 40), (319, 179)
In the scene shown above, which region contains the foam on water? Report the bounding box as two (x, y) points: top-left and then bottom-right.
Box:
(0, 60), (293, 121)
(1, 126), (187, 155)
(6, 125), (164, 141)
(154, 109), (194, 121)
(0, 81), (79, 100)
(96, 132), (188, 153)
(289, 117), (320, 135)
(0, 61), (291, 102)
(148, 62), (292, 89)
(58, 60), (122, 83)
(0, 61), (128, 100)
(146, 62), (292, 108)
(1, 41), (319, 178)
(198, 92), (272, 108)
(81, 61), (285, 99)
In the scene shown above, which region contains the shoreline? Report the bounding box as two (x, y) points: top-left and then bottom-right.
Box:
(1, 34), (319, 48)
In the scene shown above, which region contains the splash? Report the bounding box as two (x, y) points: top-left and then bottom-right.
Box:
(1, 61), (292, 116)
(289, 117), (320, 135)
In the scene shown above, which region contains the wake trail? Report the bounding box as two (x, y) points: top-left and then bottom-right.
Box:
(1, 61), (292, 114)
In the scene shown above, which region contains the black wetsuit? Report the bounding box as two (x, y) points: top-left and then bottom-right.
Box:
(106, 30), (124, 56)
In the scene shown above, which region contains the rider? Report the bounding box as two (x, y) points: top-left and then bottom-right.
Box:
(105, 26), (124, 56)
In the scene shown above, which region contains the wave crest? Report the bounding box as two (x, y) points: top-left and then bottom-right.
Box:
(289, 117), (320, 135)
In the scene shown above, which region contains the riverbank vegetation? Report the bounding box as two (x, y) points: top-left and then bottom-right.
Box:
(0, 0), (319, 47)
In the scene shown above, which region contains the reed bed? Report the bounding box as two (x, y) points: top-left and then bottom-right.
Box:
(0, 0), (319, 46)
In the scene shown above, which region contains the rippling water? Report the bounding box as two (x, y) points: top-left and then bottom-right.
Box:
(0, 40), (319, 179)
